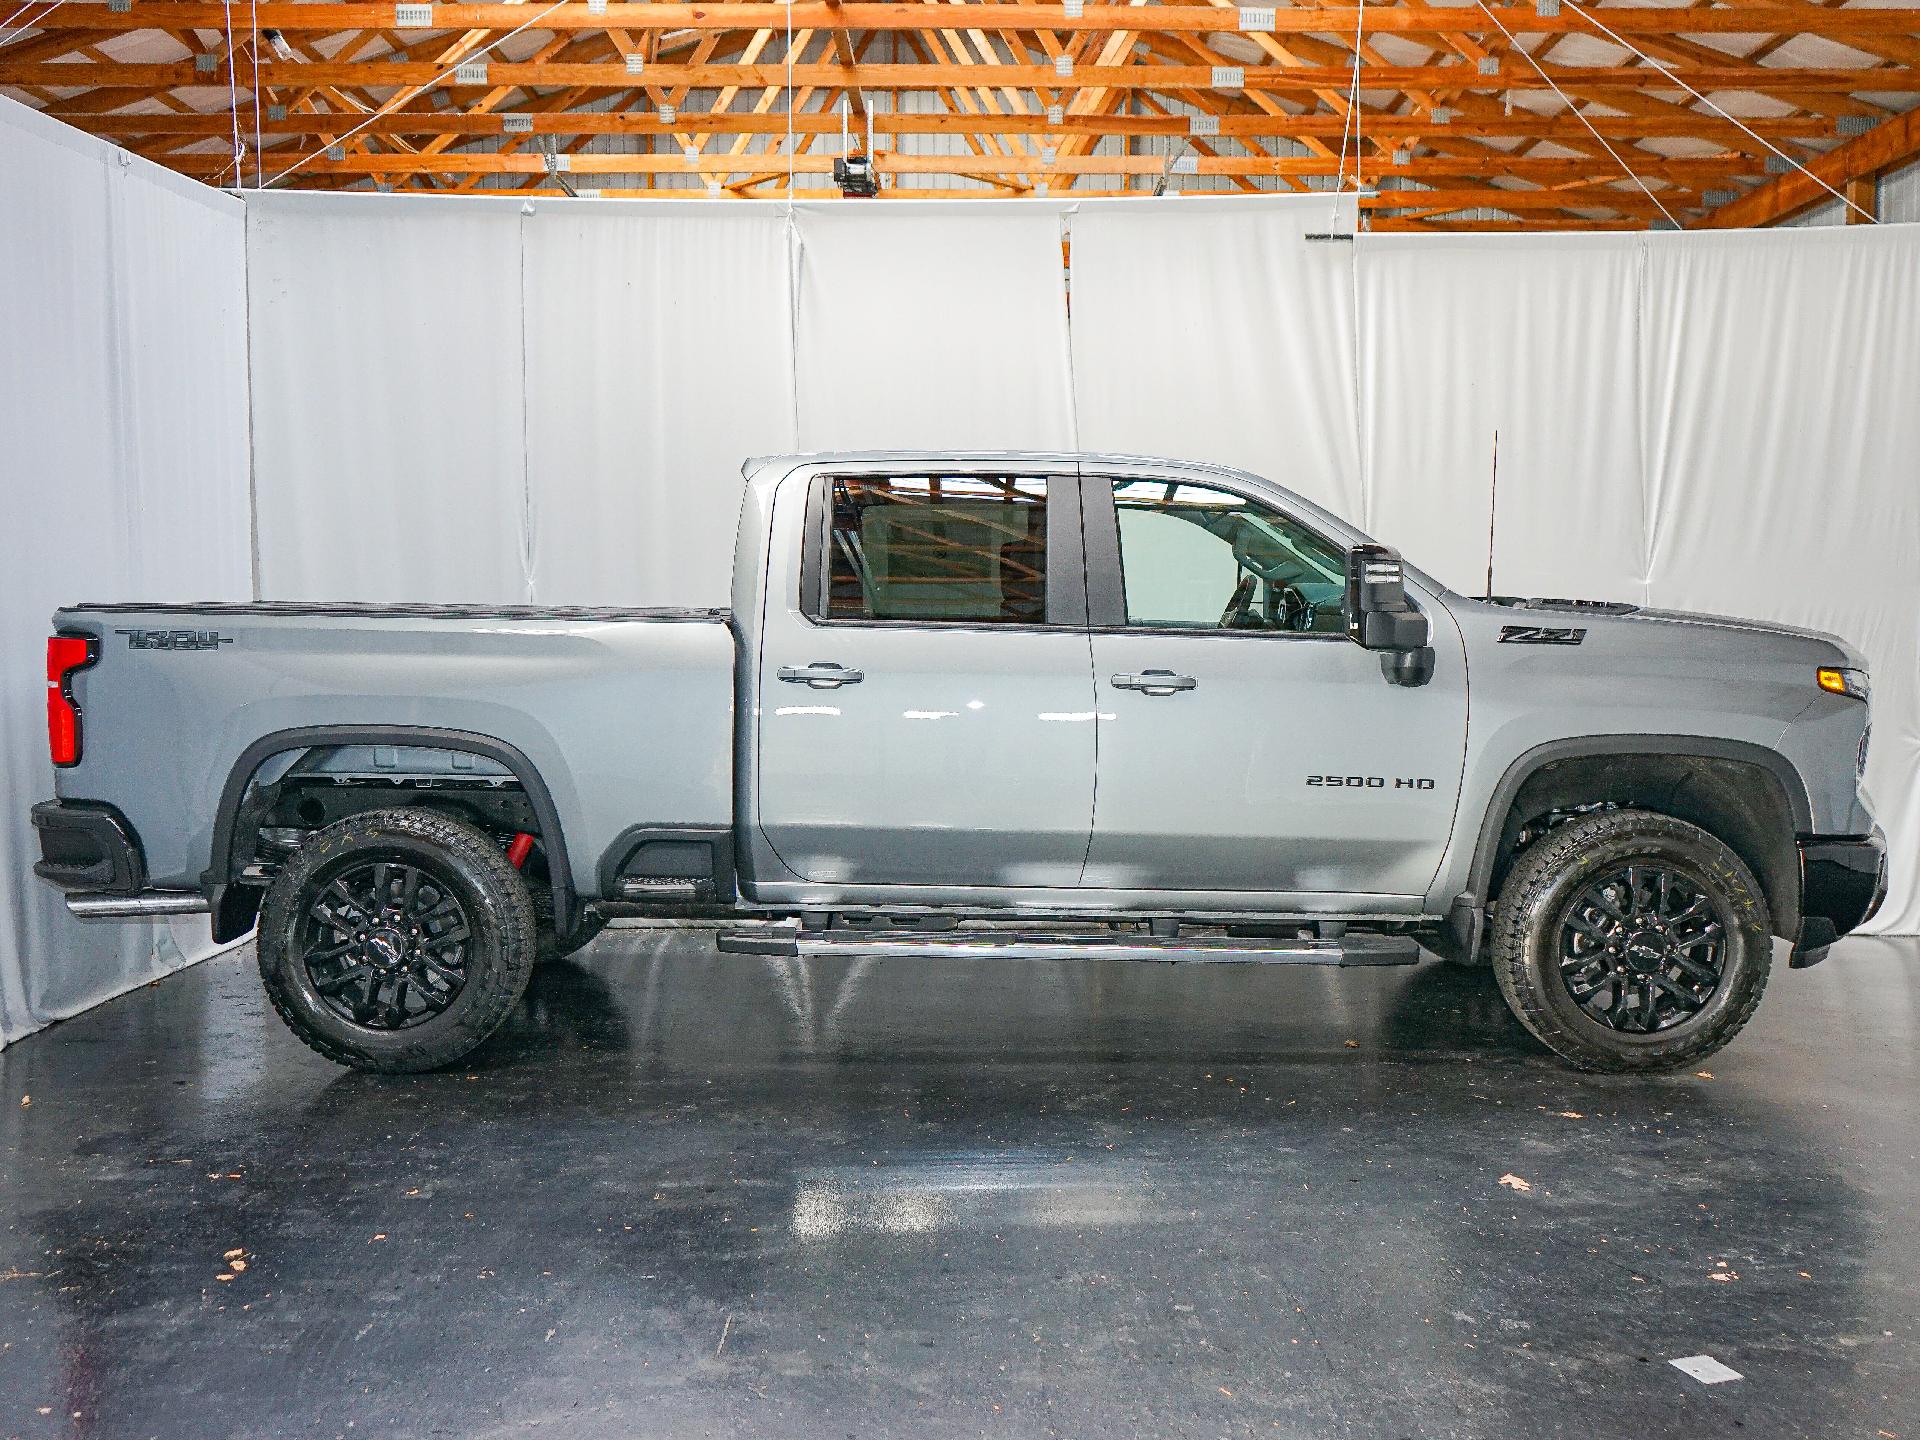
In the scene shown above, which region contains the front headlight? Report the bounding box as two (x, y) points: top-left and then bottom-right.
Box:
(1817, 667), (1870, 702)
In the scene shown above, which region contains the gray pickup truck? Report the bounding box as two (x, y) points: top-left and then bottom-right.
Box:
(34, 452), (1885, 1074)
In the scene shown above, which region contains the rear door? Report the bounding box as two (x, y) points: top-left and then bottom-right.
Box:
(1079, 466), (1468, 901)
(753, 465), (1097, 888)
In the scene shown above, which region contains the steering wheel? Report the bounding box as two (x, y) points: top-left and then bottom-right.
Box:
(1220, 574), (1258, 628)
(1275, 582), (1314, 632)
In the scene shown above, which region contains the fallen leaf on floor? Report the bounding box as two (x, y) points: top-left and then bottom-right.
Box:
(215, 1273), (234, 1283)
(18, 1095), (28, 1108)
(1694, 1071), (1714, 1080)
(1558, 1111), (1585, 1119)
(224, 1248), (245, 1261)
(1218, 1387), (1234, 1398)
(1498, 1173), (1533, 1193)
(370, 1234), (387, 1243)
(1343, 1040), (1359, 1049)
(230, 1260), (247, 1273)
(1708, 1270), (1739, 1282)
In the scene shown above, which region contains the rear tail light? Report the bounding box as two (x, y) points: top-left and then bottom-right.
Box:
(47, 633), (98, 767)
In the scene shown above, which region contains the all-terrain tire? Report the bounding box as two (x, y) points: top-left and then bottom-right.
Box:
(1490, 808), (1772, 1072)
(258, 808), (537, 1073)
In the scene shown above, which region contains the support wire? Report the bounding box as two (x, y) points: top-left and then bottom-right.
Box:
(264, 0), (573, 188)
(1475, 0), (1680, 229)
(1566, 0), (1875, 223)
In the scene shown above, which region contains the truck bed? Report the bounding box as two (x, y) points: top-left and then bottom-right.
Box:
(50, 601), (738, 905)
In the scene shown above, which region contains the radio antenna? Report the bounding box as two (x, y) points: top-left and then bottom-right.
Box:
(1483, 429), (1500, 599)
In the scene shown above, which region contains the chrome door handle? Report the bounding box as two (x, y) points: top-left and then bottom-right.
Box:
(777, 662), (865, 689)
(1111, 670), (1197, 695)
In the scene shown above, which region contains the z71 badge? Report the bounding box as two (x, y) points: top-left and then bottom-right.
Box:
(116, 628), (234, 652)
(1499, 625), (1586, 646)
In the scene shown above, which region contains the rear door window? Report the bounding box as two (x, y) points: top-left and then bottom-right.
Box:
(820, 474), (1052, 625)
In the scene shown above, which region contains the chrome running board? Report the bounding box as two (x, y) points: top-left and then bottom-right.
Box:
(717, 926), (1419, 966)
(66, 890), (211, 920)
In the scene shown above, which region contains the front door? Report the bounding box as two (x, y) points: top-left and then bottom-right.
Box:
(1080, 471), (1468, 901)
(754, 468), (1097, 889)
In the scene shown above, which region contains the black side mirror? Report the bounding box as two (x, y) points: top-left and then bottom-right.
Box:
(1344, 544), (1434, 686)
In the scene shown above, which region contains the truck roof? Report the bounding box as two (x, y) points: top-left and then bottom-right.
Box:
(741, 449), (1237, 477)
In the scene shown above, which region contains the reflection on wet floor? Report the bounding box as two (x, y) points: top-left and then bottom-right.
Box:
(0, 928), (1916, 1439)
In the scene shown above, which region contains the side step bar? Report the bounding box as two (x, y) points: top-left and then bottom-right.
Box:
(66, 890), (211, 920)
(717, 926), (1419, 967)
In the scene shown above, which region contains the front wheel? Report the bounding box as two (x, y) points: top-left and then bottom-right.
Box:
(257, 808), (537, 1073)
(1490, 809), (1772, 1072)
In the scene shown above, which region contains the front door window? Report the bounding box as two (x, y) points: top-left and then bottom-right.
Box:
(1110, 478), (1346, 634)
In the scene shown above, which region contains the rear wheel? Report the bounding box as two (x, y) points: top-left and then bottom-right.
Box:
(1490, 808), (1772, 1072)
(257, 808), (537, 1073)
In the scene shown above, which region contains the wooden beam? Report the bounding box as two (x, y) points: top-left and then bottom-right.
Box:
(1698, 106), (1920, 226)
(17, 4), (1920, 38)
(1845, 175), (1878, 224)
(47, 109), (1839, 144)
(9, 58), (1913, 93)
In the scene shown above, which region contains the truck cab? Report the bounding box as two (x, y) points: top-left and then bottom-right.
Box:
(739, 454), (1469, 914)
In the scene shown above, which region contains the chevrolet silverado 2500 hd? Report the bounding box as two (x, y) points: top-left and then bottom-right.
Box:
(34, 453), (1886, 1073)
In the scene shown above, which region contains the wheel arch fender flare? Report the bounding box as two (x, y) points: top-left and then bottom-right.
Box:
(205, 724), (578, 941)
(1456, 734), (1813, 951)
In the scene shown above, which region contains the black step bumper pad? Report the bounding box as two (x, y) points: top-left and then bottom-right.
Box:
(31, 800), (146, 893)
(1792, 830), (1888, 966)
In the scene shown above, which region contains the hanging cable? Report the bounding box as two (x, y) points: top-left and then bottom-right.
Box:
(0, 0), (68, 50)
(221, 0), (243, 188)
(785, 0), (795, 206)
(1475, 0), (1680, 229)
(1334, 0), (1365, 199)
(249, 0), (261, 187)
(264, 0), (573, 188)
(1564, 0), (1875, 223)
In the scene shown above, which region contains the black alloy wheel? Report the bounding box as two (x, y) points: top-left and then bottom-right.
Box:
(1555, 862), (1728, 1033)
(300, 857), (475, 1029)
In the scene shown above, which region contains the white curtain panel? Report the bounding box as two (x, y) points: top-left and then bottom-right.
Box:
(1640, 226), (1920, 934)
(521, 203), (795, 607)
(0, 99), (252, 1045)
(247, 193), (531, 601)
(792, 201), (1076, 452)
(1069, 194), (1364, 523)
(1357, 231), (1648, 599)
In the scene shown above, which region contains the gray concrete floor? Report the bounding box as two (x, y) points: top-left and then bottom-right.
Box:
(1, 930), (1917, 1439)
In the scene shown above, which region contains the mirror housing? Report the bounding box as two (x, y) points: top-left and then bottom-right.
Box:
(1344, 544), (1434, 686)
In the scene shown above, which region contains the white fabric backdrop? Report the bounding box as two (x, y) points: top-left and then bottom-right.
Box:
(248, 194), (804, 606)
(0, 98), (253, 1045)
(193, 190), (1920, 937)
(792, 202), (1077, 453)
(1356, 232), (1648, 599)
(523, 203), (796, 607)
(1070, 195), (1364, 523)
(248, 194), (531, 601)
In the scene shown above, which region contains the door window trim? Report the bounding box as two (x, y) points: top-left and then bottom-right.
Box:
(1078, 472), (1352, 640)
(799, 471), (1089, 632)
